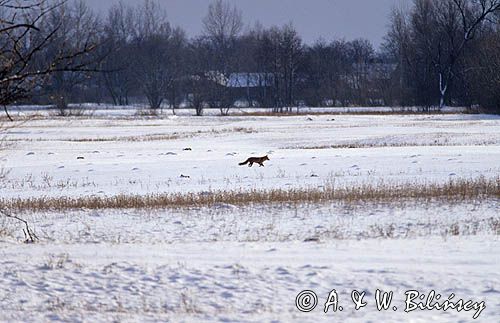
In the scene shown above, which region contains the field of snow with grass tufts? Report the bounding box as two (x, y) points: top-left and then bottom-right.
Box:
(0, 110), (499, 322)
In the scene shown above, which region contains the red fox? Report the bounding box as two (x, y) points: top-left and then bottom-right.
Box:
(239, 155), (270, 167)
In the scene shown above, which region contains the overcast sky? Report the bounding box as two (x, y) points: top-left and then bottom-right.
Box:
(86, 0), (404, 48)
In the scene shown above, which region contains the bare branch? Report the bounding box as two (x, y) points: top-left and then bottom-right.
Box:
(0, 208), (38, 243)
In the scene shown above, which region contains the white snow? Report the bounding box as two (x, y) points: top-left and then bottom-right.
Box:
(1, 110), (499, 322)
(1, 234), (498, 322)
(1, 113), (499, 199)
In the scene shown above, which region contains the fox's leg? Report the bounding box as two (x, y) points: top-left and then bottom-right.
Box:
(258, 162), (264, 167)
(249, 162), (253, 167)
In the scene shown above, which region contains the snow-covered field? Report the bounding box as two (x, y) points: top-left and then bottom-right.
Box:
(2, 113), (499, 198)
(1, 111), (499, 322)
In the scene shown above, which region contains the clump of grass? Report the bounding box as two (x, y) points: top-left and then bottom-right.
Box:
(135, 108), (160, 117)
(64, 127), (256, 142)
(489, 218), (500, 235)
(41, 253), (70, 270)
(64, 133), (183, 142)
(286, 139), (499, 149)
(2, 177), (498, 211)
(239, 109), (460, 117)
(5, 127), (257, 143)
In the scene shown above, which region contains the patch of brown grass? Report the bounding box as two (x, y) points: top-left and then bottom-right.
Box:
(4, 127), (257, 143)
(2, 177), (498, 211)
(64, 133), (183, 142)
(287, 140), (499, 149)
(62, 127), (256, 142)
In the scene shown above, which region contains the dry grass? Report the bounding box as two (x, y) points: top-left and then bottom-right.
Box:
(490, 218), (500, 235)
(4, 127), (256, 143)
(287, 140), (499, 149)
(2, 177), (498, 211)
(64, 133), (183, 142)
(135, 109), (160, 117)
(238, 109), (462, 117)
(62, 127), (256, 142)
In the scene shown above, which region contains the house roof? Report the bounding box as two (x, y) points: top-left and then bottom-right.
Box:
(226, 73), (274, 88)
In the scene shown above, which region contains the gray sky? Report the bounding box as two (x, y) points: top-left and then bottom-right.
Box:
(86, 0), (403, 48)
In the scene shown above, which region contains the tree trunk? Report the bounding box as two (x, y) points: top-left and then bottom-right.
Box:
(439, 72), (448, 110)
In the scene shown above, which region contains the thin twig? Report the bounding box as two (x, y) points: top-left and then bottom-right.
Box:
(0, 207), (38, 243)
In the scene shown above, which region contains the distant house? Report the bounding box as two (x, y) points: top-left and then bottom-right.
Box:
(226, 73), (274, 88)
(229, 73), (274, 107)
(198, 71), (274, 107)
(204, 71), (273, 87)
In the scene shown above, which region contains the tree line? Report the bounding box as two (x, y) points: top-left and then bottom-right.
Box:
(1, 0), (499, 117)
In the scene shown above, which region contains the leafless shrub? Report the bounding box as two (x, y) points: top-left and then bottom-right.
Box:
(448, 223), (461, 236)
(369, 224), (396, 238)
(489, 218), (500, 235)
(57, 105), (96, 117)
(179, 290), (203, 314)
(304, 225), (345, 242)
(41, 253), (70, 270)
(46, 296), (68, 312)
(135, 108), (160, 117)
(231, 127), (256, 134)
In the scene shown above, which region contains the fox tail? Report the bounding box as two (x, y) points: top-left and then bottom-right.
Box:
(239, 159), (249, 166)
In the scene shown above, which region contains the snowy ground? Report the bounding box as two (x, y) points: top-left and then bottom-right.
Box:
(1, 111), (499, 322)
(1, 113), (499, 199)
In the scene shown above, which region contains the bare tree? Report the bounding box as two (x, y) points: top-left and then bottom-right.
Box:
(166, 28), (188, 114)
(435, 0), (499, 108)
(383, 5), (414, 106)
(280, 23), (303, 111)
(43, 0), (103, 114)
(463, 18), (500, 111)
(383, 0), (499, 109)
(131, 0), (184, 112)
(203, 0), (243, 115)
(348, 39), (374, 106)
(185, 37), (213, 116)
(203, 0), (243, 49)
(0, 0), (102, 120)
(256, 24), (303, 112)
(2, 0), (497, 114)
(101, 1), (136, 106)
